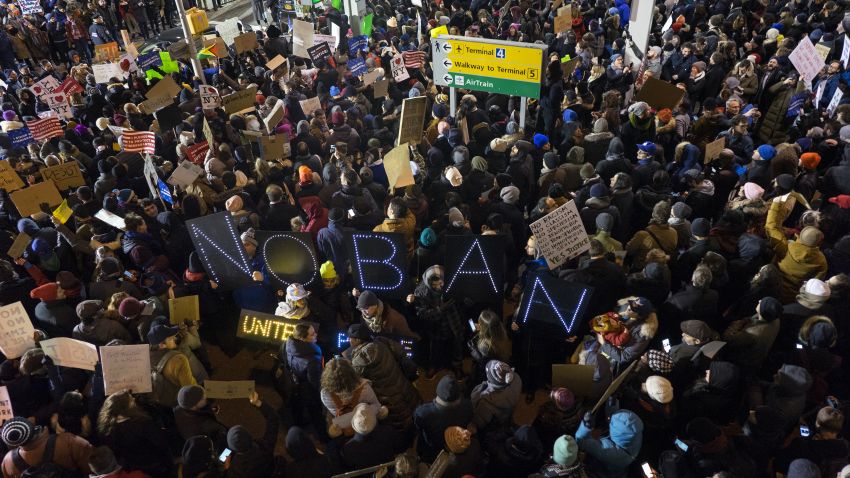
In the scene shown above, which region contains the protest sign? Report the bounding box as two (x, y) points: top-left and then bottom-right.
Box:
(92, 63), (123, 83)
(348, 57), (367, 77)
(25, 117), (63, 141)
(137, 51), (163, 70)
(52, 199), (73, 224)
(140, 94), (174, 114)
(313, 34), (337, 52)
(202, 117), (213, 143)
(57, 77), (84, 95)
(307, 42), (332, 65)
(100, 344), (152, 394)
(31, 76), (59, 99)
(0, 161), (24, 192)
(383, 144), (415, 191)
(221, 86), (258, 114)
(169, 295), (200, 324)
(45, 92), (72, 119)
(552, 364), (596, 397)
(444, 235), (505, 303)
(554, 14), (571, 33)
(120, 30), (139, 57)
(146, 76), (182, 101)
(372, 79), (389, 98)
(95, 209), (126, 230)
(204, 380), (255, 399)
(238, 309), (318, 345)
(704, 137), (725, 164)
(265, 100), (286, 134)
(0, 386), (12, 423)
(0, 302), (35, 359)
(168, 160), (204, 188)
(529, 200), (590, 269)
(19, 0), (42, 14)
(7, 233), (30, 259)
(292, 19), (314, 58)
(108, 125), (127, 138)
(94, 42), (120, 62)
(592, 361), (638, 413)
(348, 35), (368, 53)
(789, 36), (825, 87)
(517, 271), (593, 336)
(122, 131), (157, 154)
(635, 77), (685, 110)
(200, 85), (220, 110)
(8, 128), (34, 151)
(41, 162), (85, 191)
(390, 53), (410, 83)
(187, 213), (254, 290)
(158, 179), (173, 205)
(299, 97), (321, 117)
(843, 35), (850, 69)
(345, 232), (409, 299)
(186, 141), (210, 165)
(815, 43), (831, 61)
(215, 18), (241, 45)
(155, 104), (182, 132)
(397, 96), (428, 145)
(363, 69), (381, 86)
(10, 180), (62, 217)
(828, 89), (844, 116)
(259, 134), (290, 160)
(266, 55), (286, 73)
(253, 231), (318, 288)
(40, 338), (99, 371)
(234, 32), (259, 54)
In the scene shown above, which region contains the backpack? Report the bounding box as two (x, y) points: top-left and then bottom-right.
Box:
(11, 435), (76, 478)
(150, 350), (181, 408)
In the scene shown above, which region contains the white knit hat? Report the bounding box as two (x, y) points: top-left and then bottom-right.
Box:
(351, 403), (377, 435)
(645, 376), (674, 404)
(803, 278), (831, 298)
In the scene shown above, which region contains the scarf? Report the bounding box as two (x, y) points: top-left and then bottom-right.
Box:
(629, 112), (654, 130)
(276, 299), (310, 320)
(362, 300), (385, 333)
(796, 289), (828, 310)
(691, 71), (705, 82)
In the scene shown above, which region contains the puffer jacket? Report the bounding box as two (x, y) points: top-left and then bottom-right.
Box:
(349, 338), (421, 428)
(765, 201), (827, 302)
(576, 410), (643, 478)
(599, 299), (658, 368)
(764, 364), (813, 425)
(470, 373), (523, 434)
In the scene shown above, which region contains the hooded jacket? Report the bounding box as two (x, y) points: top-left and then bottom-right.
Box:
(764, 364), (813, 425)
(470, 372), (523, 434)
(599, 308), (658, 367)
(349, 338), (421, 429)
(765, 201), (827, 301)
(576, 410), (643, 478)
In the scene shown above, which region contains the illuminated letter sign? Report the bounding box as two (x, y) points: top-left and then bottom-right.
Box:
(444, 235), (504, 303)
(254, 231), (318, 288)
(237, 309), (318, 345)
(345, 232), (408, 299)
(518, 272), (592, 336)
(186, 212), (253, 290)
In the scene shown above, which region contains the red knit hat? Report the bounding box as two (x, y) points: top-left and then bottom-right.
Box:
(800, 152), (821, 170)
(30, 283), (59, 302)
(118, 297), (142, 318)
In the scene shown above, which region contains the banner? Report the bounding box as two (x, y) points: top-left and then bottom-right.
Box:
(122, 131), (156, 154)
(0, 302), (35, 359)
(204, 380), (255, 399)
(704, 137), (725, 164)
(186, 213), (254, 290)
(221, 86), (258, 114)
(345, 232), (409, 299)
(186, 141), (210, 165)
(237, 309), (318, 344)
(40, 337), (99, 371)
(7, 233), (30, 259)
(200, 85), (220, 110)
(396, 96), (428, 145)
(0, 160), (24, 191)
(215, 18), (241, 45)
(529, 200), (590, 269)
(444, 235), (505, 303)
(10, 180), (62, 217)
(552, 364), (596, 397)
(41, 162), (85, 191)
(266, 55), (286, 72)
(168, 295), (200, 324)
(100, 344), (152, 394)
(25, 117), (63, 141)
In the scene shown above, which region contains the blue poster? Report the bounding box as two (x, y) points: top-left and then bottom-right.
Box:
(8, 128), (34, 149)
(137, 51), (163, 70)
(157, 179), (173, 204)
(348, 57), (367, 77)
(348, 35), (368, 53)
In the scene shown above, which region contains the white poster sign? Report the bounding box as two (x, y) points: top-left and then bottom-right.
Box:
(528, 200), (591, 269)
(391, 53), (410, 82)
(0, 386), (12, 424)
(0, 302), (35, 359)
(40, 338), (99, 371)
(100, 344), (152, 394)
(789, 37), (826, 88)
(200, 85), (221, 110)
(46, 93), (72, 119)
(827, 89), (845, 116)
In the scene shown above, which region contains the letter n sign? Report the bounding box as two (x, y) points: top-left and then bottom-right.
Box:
(345, 232), (409, 299)
(517, 271), (593, 337)
(186, 212), (253, 290)
(443, 235), (504, 303)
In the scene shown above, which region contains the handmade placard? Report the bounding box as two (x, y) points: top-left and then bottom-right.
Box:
(254, 230), (318, 289)
(345, 232), (409, 299)
(529, 200), (590, 269)
(100, 344), (152, 394)
(237, 309), (318, 345)
(517, 271), (592, 337)
(186, 212), (254, 290)
(0, 302), (35, 358)
(444, 235), (505, 303)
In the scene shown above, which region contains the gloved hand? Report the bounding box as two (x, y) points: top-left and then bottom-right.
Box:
(582, 411), (595, 429)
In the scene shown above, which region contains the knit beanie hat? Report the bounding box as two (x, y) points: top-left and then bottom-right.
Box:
(671, 202), (692, 219)
(800, 152), (821, 170)
(543, 152), (559, 170)
(758, 297), (783, 321)
(177, 385), (205, 409)
(691, 217), (711, 237)
(320, 261), (337, 280)
(580, 163), (595, 179)
(351, 403), (377, 435)
(645, 375), (674, 403)
(485, 360), (515, 388)
(420, 227), (438, 247)
(240, 228), (258, 247)
(756, 144), (776, 161)
(225, 195), (243, 212)
(1, 418), (40, 447)
(550, 387), (575, 411)
(448, 207), (464, 227)
(743, 182), (765, 200)
(799, 226), (823, 246)
(436, 375), (461, 404)
(444, 426), (471, 454)
(647, 349), (674, 374)
(500, 186), (520, 204)
(471, 156), (488, 171)
(595, 212), (614, 232)
(552, 435), (579, 466)
(227, 425), (253, 452)
(787, 459), (822, 478)
(118, 297), (142, 318)
(533, 133), (549, 149)
(30, 282), (59, 302)
(652, 200), (671, 223)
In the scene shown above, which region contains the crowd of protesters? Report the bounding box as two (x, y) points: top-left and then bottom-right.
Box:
(0, 0), (849, 476)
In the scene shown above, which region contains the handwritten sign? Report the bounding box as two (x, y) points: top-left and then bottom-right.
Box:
(40, 337), (99, 371)
(383, 143), (414, 190)
(221, 86), (257, 114)
(95, 209), (126, 230)
(704, 137), (725, 164)
(234, 32), (259, 54)
(299, 96), (321, 117)
(0, 386), (12, 423)
(200, 85), (220, 110)
(19, 0), (42, 14)
(372, 79), (389, 98)
(789, 36), (825, 88)
(168, 160), (204, 188)
(266, 54), (286, 72)
(92, 63), (123, 84)
(843, 35), (850, 69)
(169, 295), (199, 325)
(0, 302), (35, 359)
(397, 96), (427, 145)
(204, 380), (255, 399)
(260, 134), (290, 160)
(7, 233), (30, 260)
(828, 89), (845, 116)
(100, 344), (152, 394)
(529, 200), (590, 269)
(292, 19), (314, 58)
(554, 14), (571, 33)
(313, 34), (337, 52)
(41, 162), (85, 191)
(216, 18), (241, 45)
(237, 309), (318, 345)
(10, 180), (62, 217)
(815, 43), (831, 61)
(0, 161), (24, 192)
(94, 42), (120, 62)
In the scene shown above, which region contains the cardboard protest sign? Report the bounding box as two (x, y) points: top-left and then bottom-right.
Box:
(31, 76), (60, 99)
(221, 86), (258, 114)
(383, 143), (415, 191)
(238, 309), (318, 344)
(396, 96), (428, 145)
(704, 137), (725, 164)
(41, 162), (85, 191)
(94, 42), (120, 62)
(363, 69), (381, 86)
(155, 104), (183, 132)
(186, 141), (210, 165)
(517, 271), (593, 336)
(204, 380), (255, 399)
(259, 134), (290, 160)
(122, 131), (157, 154)
(299, 96), (321, 117)
(168, 295), (200, 324)
(345, 232), (409, 299)
(7, 233), (30, 259)
(444, 235), (505, 303)
(554, 14), (571, 33)
(292, 19), (315, 58)
(215, 18), (241, 45)
(92, 63), (123, 83)
(187, 213), (254, 290)
(10, 180), (62, 217)
(307, 42), (332, 64)
(168, 160), (204, 188)
(372, 79), (389, 98)
(0, 302), (35, 358)
(200, 85), (220, 110)
(140, 94), (175, 114)
(634, 77), (685, 111)
(790, 37), (825, 87)
(52, 199), (73, 224)
(8, 128), (34, 151)
(234, 31), (259, 54)
(100, 344), (152, 394)
(529, 200), (590, 269)
(253, 230), (318, 288)
(0, 386), (12, 423)
(0, 161), (24, 192)
(202, 117), (213, 143)
(95, 209), (126, 230)
(120, 30), (139, 57)
(25, 117), (63, 141)
(265, 100), (286, 134)
(40, 337), (99, 371)
(266, 55), (286, 72)
(146, 76), (182, 101)
(552, 364), (596, 397)
(19, 0), (42, 14)
(592, 360), (638, 413)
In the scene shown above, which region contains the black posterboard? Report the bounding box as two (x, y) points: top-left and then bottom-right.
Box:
(186, 212), (253, 290)
(517, 271), (593, 337)
(345, 232), (409, 299)
(238, 309), (318, 345)
(443, 235), (505, 303)
(254, 230), (319, 289)
(155, 103), (183, 132)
